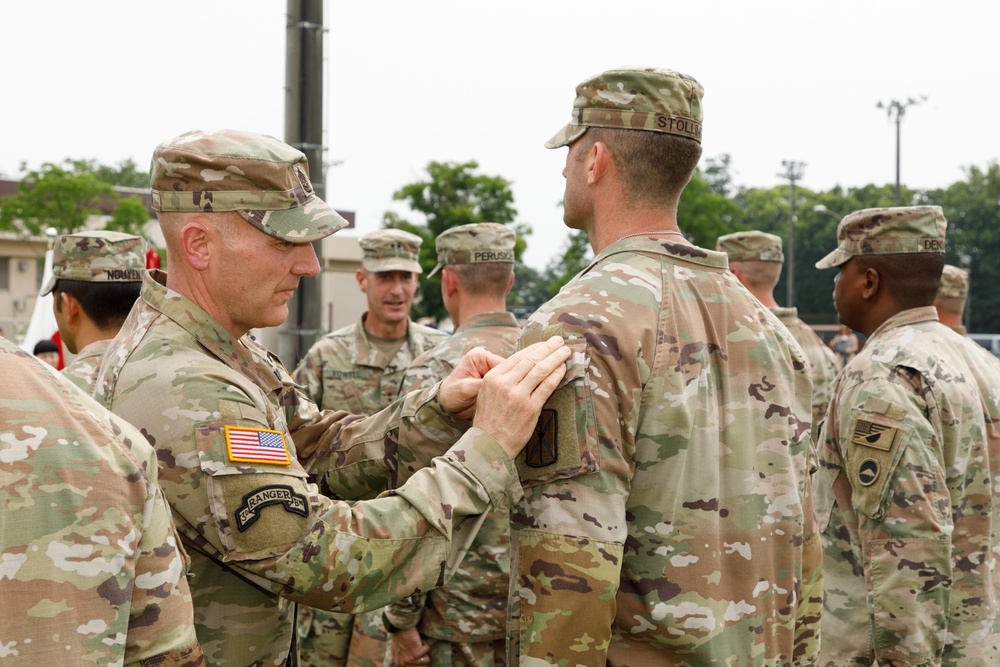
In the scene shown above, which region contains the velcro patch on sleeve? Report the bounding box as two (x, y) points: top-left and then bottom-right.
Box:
(225, 426), (291, 465)
(850, 419), (898, 451)
(235, 484), (308, 531)
(847, 414), (907, 520)
(516, 338), (597, 485)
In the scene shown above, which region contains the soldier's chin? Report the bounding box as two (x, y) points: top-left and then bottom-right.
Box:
(261, 305), (290, 330)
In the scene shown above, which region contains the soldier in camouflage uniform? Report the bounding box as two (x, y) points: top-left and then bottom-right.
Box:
(933, 264), (970, 335)
(293, 229), (446, 667)
(508, 67), (822, 665)
(294, 229), (447, 416)
(0, 336), (204, 665)
(717, 230), (840, 444)
(385, 223), (521, 667)
(43, 230), (145, 392)
(92, 129), (571, 667)
(814, 206), (1000, 665)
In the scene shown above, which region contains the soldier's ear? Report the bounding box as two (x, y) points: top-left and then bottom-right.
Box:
(62, 292), (82, 324)
(861, 266), (881, 301)
(179, 219), (212, 271)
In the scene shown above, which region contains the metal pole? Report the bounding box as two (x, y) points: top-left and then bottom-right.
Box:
(778, 161), (806, 308)
(877, 97), (925, 207)
(280, 0), (326, 368)
(895, 107), (902, 206)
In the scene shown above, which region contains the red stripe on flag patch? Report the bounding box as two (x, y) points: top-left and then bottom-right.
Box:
(225, 426), (291, 465)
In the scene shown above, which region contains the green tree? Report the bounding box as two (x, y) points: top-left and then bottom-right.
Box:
(106, 196), (152, 236)
(926, 162), (1000, 332)
(89, 158), (150, 189)
(0, 158), (153, 237)
(382, 160), (526, 321)
(0, 160), (114, 235)
(677, 169), (745, 249)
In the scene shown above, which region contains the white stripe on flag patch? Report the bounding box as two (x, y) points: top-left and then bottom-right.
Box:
(225, 426), (291, 465)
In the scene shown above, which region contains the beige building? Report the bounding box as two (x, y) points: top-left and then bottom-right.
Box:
(0, 230), (48, 340)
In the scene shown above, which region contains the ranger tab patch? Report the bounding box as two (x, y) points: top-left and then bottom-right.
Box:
(526, 408), (558, 467)
(235, 484), (308, 531)
(226, 426), (291, 465)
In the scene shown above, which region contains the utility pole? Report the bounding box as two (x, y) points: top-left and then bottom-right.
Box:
(876, 97), (926, 206)
(282, 0), (326, 367)
(778, 160), (805, 308)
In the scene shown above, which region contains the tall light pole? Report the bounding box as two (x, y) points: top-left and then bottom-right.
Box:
(778, 160), (806, 308)
(876, 97), (926, 206)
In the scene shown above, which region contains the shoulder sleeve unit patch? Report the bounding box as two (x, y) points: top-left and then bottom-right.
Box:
(225, 426), (291, 465)
(846, 413), (908, 520)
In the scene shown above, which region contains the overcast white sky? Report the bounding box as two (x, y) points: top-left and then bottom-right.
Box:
(2, 1), (997, 269)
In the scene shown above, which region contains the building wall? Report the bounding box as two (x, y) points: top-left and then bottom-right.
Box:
(0, 234), (46, 341)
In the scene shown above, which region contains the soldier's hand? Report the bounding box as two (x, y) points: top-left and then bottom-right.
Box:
(439, 346), (506, 420)
(389, 627), (429, 666)
(473, 336), (570, 458)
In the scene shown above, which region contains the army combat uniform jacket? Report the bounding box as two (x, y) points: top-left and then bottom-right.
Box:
(93, 271), (523, 667)
(509, 236), (822, 666)
(61, 337), (112, 393)
(386, 311), (521, 654)
(294, 314), (447, 415)
(1, 337), (203, 665)
(816, 307), (1000, 666)
(771, 306), (841, 444)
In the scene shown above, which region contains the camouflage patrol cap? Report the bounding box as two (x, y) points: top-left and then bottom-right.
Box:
(41, 230), (146, 296)
(545, 66), (704, 149)
(150, 129), (348, 243)
(939, 264), (969, 299)
(716, 231), (784, 263)
(815, 205), (947, 269)
(360, 229), (424, 273)
(428, 223), (516, 278)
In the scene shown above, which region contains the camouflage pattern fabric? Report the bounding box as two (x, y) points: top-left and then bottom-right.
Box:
(359, 229), (424, 274)
(294, 315), (447, 417)
(815, 206), (947, 269)
(292, 315), (446, 667)
(406, 637), (505, 667)
(939, 264), (969, 300)
(771, 307), (840, 446)
(0, 337), (204, 666)
(92, 270), (524, 667)
(508, 236), (821, 665)
(41, 230), (145, 296)
(545, 66), (704, 148)
(397, 312), (521, 402)
(60, 338), (111, 393)
(150, 129), (349, 243)
(815, 307), (1000, 665)
(383, 311), (520, 665)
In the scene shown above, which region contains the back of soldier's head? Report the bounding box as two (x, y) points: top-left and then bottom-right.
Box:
(935, 264), (969, 316)
(430, 223), (516, 297)
(44, 231), (146, 330)
(716, 231), (784, 292)
(816, 205), (947, 308)
(544, 66), (705, 209)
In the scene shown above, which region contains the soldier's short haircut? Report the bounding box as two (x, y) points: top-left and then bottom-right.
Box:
(54, 279), (141, 330)
(731, 260), (782, 293)
(448, 262), (513, 297)
(578, 127), (702, 209)
(856, 253), (945, 310)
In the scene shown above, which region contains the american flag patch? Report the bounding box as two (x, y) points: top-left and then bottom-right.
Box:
(225, 426), (290, 465)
